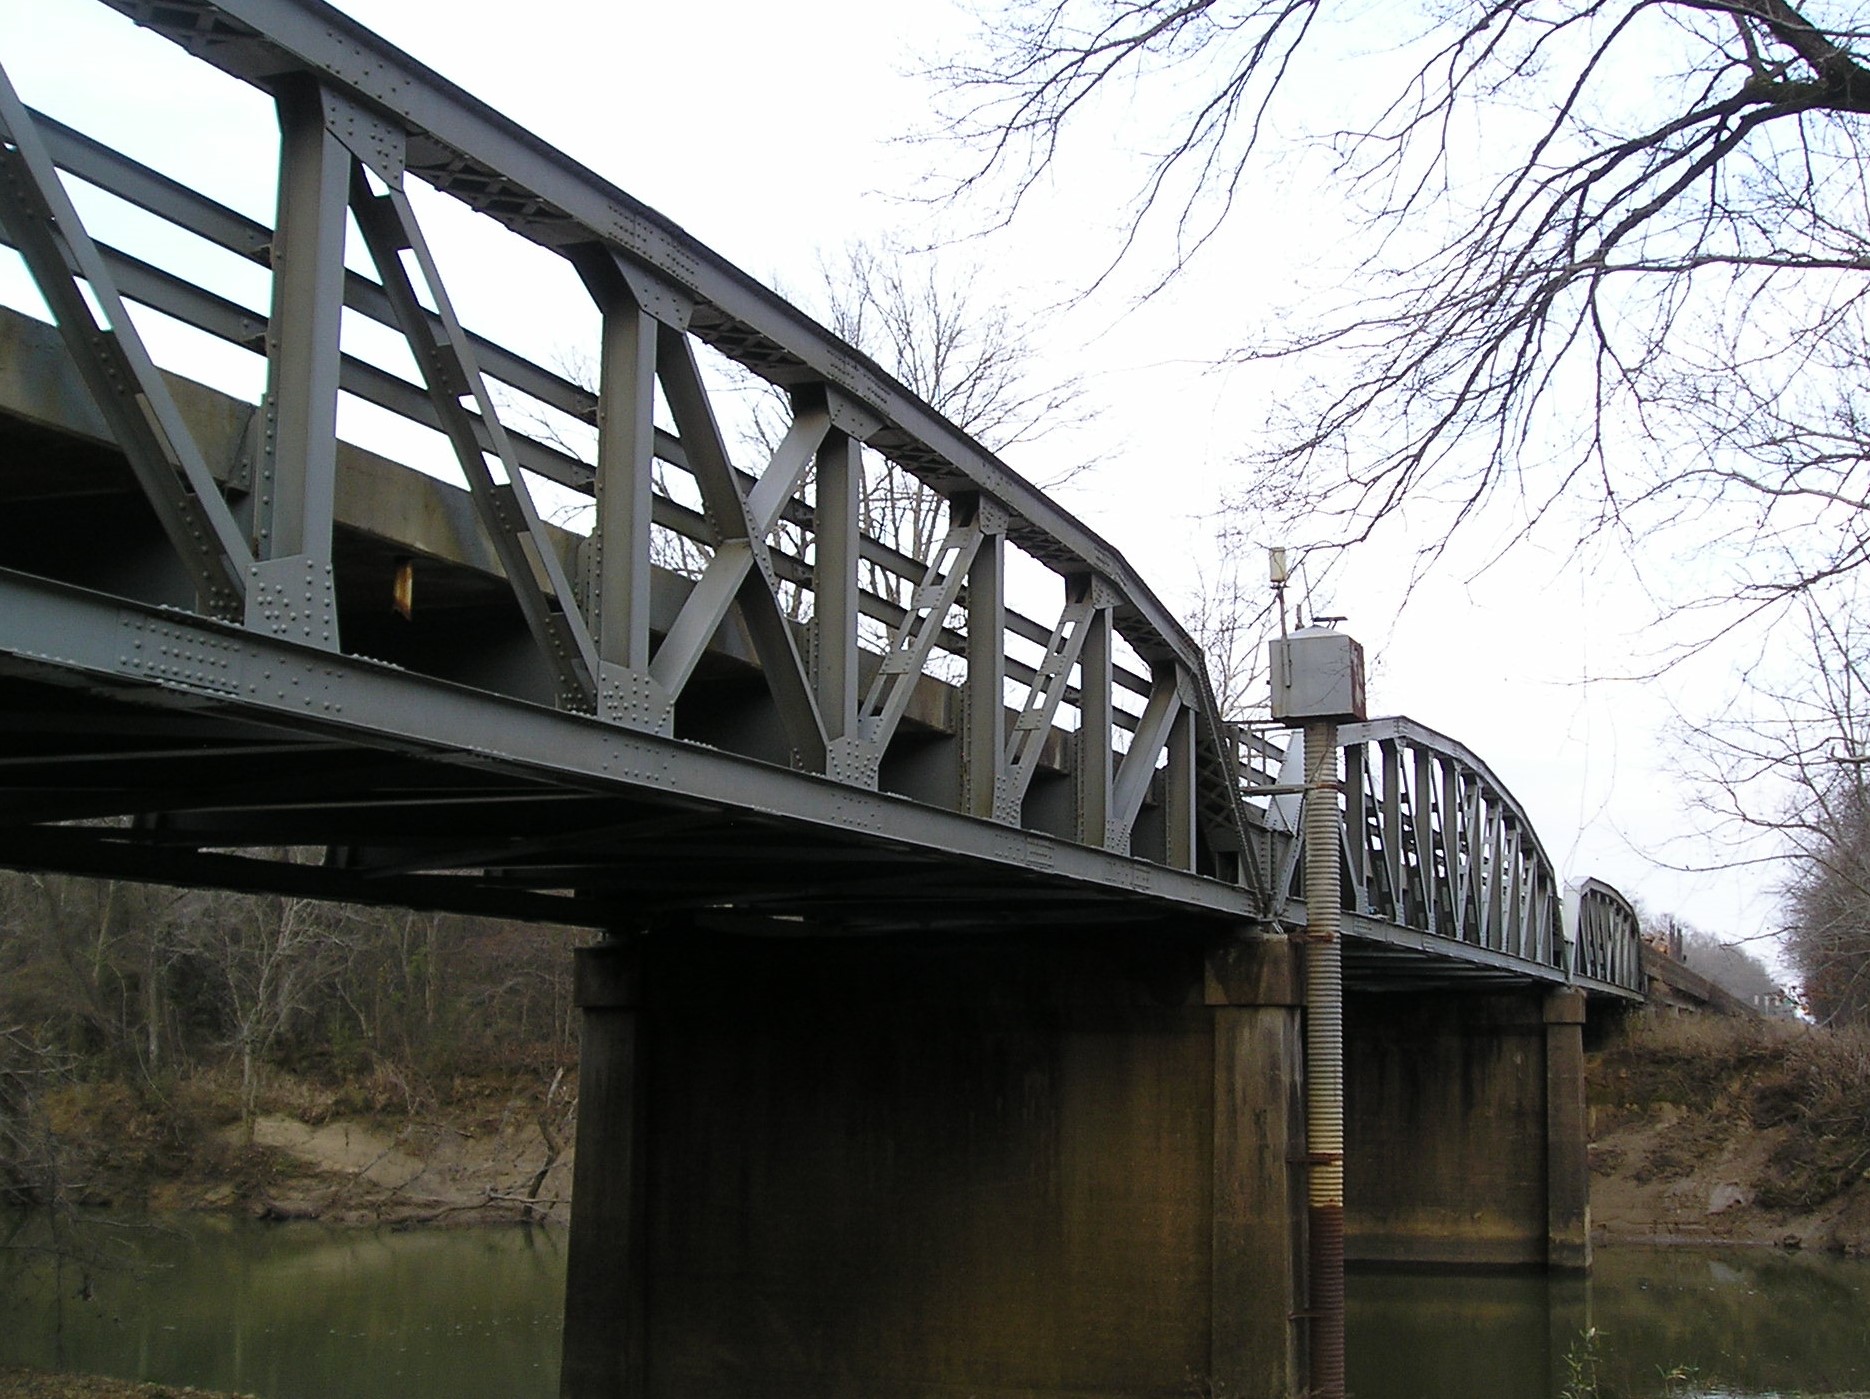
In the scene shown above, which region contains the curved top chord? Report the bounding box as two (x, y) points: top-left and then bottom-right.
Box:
(1337, 714), (1561, 892)
(99, 1), (1203, 652)
(1263, 716), (1646, 996)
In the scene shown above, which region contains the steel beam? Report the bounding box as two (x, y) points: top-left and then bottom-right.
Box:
(245, 77), (349, 648)
(813, 424), (862, 760)
(647, 407), (829, 703)
(0, 569), (1259, 921)
(580, 256), (659, 692)
(1075, 603), (1114, 848)
(999, 581), (1098, 824)
(962, 497), (1007, 822)
(653, 325), (828, 768)
(1111, 669), (1185, 855)
(0, 61), (251, 617)
(347, 165), (600, 709)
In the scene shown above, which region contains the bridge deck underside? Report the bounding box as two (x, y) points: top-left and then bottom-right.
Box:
(0, 588), (1633, 998)
(0, 633), (1633, 1007)
(0, 646), (1236, 936)
(1338, 917), (1618, 995)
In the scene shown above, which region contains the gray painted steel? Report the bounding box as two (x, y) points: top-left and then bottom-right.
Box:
(0, 0), (1645, 999)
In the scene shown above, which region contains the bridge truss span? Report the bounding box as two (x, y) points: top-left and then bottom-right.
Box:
(0, 0), (1645, 997)
(1566, 877), (1644, 993)
(0, 0), (1265, 928)
(1260, 718), (1644, 998)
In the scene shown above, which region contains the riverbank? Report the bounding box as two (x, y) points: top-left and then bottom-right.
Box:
(30, 1010), (1870, 1250)
(36, 1064), (574, 1229)
(1588, 1012), (1870, 1253)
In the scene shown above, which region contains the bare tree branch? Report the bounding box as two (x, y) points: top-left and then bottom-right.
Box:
(926, 1), (1870, 621)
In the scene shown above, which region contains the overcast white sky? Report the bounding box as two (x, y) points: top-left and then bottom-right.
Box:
(3, 0), (1790, 964)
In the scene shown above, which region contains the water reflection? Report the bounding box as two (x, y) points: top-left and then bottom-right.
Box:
(1349, 1246), (1870, 1399)
(0, 1216), (566, 1399)
(1588, 1247), (1870, 1398)
(5, 1220), (1870, 1398)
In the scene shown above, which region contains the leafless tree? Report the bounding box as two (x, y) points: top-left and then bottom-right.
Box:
(743, 237), (1102, 650)
(807, 239), (1099, 469)
(1676, 590), (1870, 1020)
(927, 1), (1870, 622)
(1783, 783), (1870, 1023)
(182, 883), (359, 1139)
(0, 869), (191, 1077)
(1184, 540), (1283, 721)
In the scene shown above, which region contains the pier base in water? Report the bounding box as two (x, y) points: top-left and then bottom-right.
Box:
(559, 929), (1308, 1399)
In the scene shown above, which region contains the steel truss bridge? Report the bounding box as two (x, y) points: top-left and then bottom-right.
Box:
(0, 0), (1644, 1001)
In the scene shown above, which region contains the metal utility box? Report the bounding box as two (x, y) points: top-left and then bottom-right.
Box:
(1269, 626), (1367, 723)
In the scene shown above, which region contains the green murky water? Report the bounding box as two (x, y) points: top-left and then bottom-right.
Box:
(1354, 1247), (1870, 1398)
(3, 1219), (1868, 1397)
(0, 1217), (566, 1397)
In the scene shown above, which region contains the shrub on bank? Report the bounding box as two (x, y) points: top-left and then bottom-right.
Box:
(1750, 1025), (1870, 1209)
(1593, 1011), (1870, 1219)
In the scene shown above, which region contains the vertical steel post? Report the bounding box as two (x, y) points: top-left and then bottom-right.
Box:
(1165, 706), (1197, 871)
(591, 299), (658, 678)
(246, 77), (348, 650)
(1076, 606), (1113, 847)
(962, 501), (1005, 820)
(812, 427), (861, 746)
(254, 77), (345, 569)
(1302, 718), (1346, 1398)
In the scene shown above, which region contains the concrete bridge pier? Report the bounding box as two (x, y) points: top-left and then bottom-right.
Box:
(561, 937), (649, 1398)
(1205, 936), (1309, 1397)
(1344, 986), (1591, 1271)
(558, 929), (1310, 1399)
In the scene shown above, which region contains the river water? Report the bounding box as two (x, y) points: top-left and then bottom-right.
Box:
(3, 1219), (1868, 1397)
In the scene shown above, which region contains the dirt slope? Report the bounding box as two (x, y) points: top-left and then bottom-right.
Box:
(1588, 1013), (1870, 1253)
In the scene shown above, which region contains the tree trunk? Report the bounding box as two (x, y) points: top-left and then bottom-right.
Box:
(240, 1038), (257, 1146)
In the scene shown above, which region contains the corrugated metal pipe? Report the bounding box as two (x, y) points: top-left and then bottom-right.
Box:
(1303, 718), (1346, 1398)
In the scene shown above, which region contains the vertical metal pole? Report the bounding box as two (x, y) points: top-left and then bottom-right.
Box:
(1076, 606), (1113, 847)
(1302, 719), (1345, 1398)
(963, 510), (1005, 820)
(591, 301), (658, 676)
(812, 428), (860, 743)
(254, 77), (346, 567)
